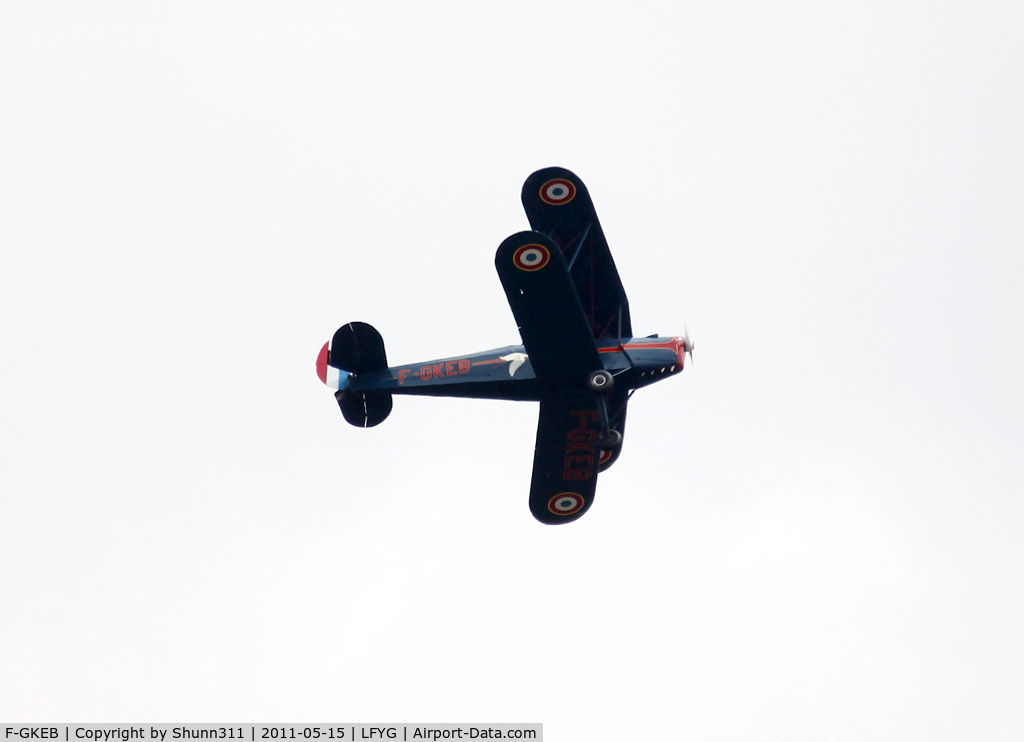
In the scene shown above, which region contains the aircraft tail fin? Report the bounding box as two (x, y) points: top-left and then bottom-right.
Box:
(317, 321), (393, 427)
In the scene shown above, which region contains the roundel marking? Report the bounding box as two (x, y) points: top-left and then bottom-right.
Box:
(539, 178), (577, 205)
(599, 449), (614, 465)
(548, 492), (585, 516)
(512, 243), (551, 272)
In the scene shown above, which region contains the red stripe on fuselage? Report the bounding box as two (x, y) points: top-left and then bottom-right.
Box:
(599, 341), (677, 353)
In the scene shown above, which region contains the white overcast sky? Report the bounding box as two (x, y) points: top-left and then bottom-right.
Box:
(2, 2), (1023, 739)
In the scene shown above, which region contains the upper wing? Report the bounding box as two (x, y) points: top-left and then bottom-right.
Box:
(495, 231), (602, 380)
(528, 395), (603, 524)
(521, 167), (632, 340)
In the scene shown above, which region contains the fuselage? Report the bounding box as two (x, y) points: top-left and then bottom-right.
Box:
(316, 335), (688, 401)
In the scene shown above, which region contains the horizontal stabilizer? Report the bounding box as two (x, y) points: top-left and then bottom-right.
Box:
(330, 322), (388, 374)
(336, 390), (392, 428)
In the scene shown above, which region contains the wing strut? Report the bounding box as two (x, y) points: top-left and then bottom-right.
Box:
(564, 223), (592, 271)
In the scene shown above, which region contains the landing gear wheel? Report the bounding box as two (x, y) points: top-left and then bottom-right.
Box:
(597, 429), (623, 449)
(585, 369), (614, 394)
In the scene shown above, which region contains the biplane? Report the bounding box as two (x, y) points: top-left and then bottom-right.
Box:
(316, 167), (693, 524)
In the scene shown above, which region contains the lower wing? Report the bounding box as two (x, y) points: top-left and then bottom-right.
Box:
(495, 231), (602, 381)
(528, 395), (605, 524)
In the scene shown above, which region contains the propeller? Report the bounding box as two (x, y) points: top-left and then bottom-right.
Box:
(683, 325), (695, 367)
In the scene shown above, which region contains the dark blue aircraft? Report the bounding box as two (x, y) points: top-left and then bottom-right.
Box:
(317, 167), (693, 524)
